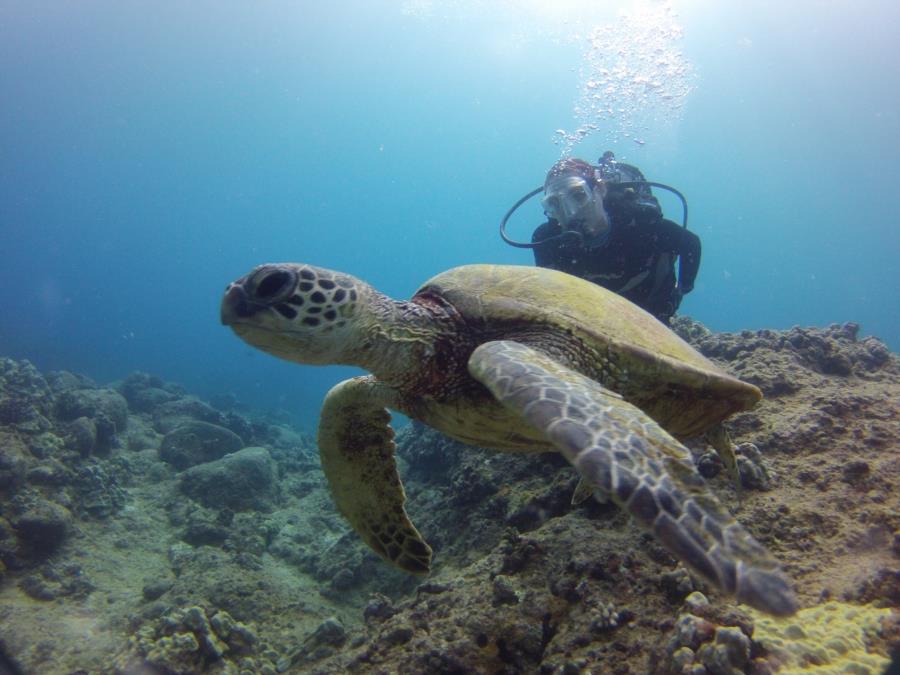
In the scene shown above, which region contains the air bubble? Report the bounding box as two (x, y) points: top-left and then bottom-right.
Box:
(554, 1), (696, 153)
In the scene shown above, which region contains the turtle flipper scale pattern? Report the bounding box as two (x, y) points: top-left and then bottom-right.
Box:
(318, 376), (432, 574)
(469, 340), (797, 617)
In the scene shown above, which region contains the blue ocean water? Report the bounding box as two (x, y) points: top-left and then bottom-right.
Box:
(1, 1), (898, 431)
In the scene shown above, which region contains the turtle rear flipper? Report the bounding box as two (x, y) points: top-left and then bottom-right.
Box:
(318, 376), (432, 574)
(469, 340), (797, 617)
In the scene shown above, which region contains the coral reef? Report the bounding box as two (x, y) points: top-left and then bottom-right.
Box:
(0, 359), (54, 433)
(115, 605), (272, 674)
(747, 600), (895, 674)
(656, 592), (897, 675)
(179, 446), (278, 511)
(0, 319), (896, 673)
(159, 420), (245, 470)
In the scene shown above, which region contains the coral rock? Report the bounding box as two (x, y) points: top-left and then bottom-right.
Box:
(10, 498), (72, 557)
(159, 420), (244, 470)
(178, 446), (277, 511)
(746, 601), (895, 673)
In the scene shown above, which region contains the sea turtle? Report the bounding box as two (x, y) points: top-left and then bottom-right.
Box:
(220, 263), (797, 616)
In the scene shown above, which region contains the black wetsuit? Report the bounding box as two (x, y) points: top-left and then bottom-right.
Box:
(532, 189), (701, 323)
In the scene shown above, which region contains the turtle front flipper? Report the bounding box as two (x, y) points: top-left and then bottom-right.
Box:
(469, 340), (797, 617)
(318, 376), (432, 574)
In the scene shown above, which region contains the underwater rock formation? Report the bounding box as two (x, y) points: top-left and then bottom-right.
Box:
(656, 591), (897, 675)
(114, 604), (270, 673)
(0, 320), (896, 673)
(746, 600), (895, 674)
(0, 359), (54, 433)
(118, 371), (185, 413)
(179, 446), (278, 511)
(160, 420), (245, 470)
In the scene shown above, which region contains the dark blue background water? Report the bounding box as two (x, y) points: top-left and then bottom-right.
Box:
(2, 1), (898, 431)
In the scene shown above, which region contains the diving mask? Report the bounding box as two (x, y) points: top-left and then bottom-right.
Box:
(541, 175), (611, 247)
(540, 175), (594, 223)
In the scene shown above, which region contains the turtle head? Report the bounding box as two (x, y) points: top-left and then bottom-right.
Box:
(221, 263), (366, 365)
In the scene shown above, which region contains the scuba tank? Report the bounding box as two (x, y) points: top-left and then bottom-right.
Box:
(597, 151), (664, 226)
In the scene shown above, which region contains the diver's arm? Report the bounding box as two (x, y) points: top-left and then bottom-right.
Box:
(657, 220), (701, 293)
(676, 226), (700, 293)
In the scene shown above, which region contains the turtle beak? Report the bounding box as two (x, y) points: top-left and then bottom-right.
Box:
(220, 281), (251, 326)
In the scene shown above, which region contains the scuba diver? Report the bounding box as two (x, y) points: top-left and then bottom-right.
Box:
(501, 151), (700, 324)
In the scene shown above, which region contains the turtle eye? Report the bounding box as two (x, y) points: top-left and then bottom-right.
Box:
(255, 270), (295, 300)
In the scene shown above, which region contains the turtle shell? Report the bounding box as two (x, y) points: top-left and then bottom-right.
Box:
(415, 264), (761, 438)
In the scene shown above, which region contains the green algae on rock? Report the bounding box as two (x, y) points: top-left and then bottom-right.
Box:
(747, 601), (896, 674)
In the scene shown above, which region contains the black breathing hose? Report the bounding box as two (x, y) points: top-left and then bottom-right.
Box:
(499, 180), (689, 250)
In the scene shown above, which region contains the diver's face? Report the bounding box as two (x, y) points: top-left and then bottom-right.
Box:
(541, 175), (610, 245)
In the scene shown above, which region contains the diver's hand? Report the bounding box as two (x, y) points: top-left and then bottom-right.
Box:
(669, 286), (684, 313)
